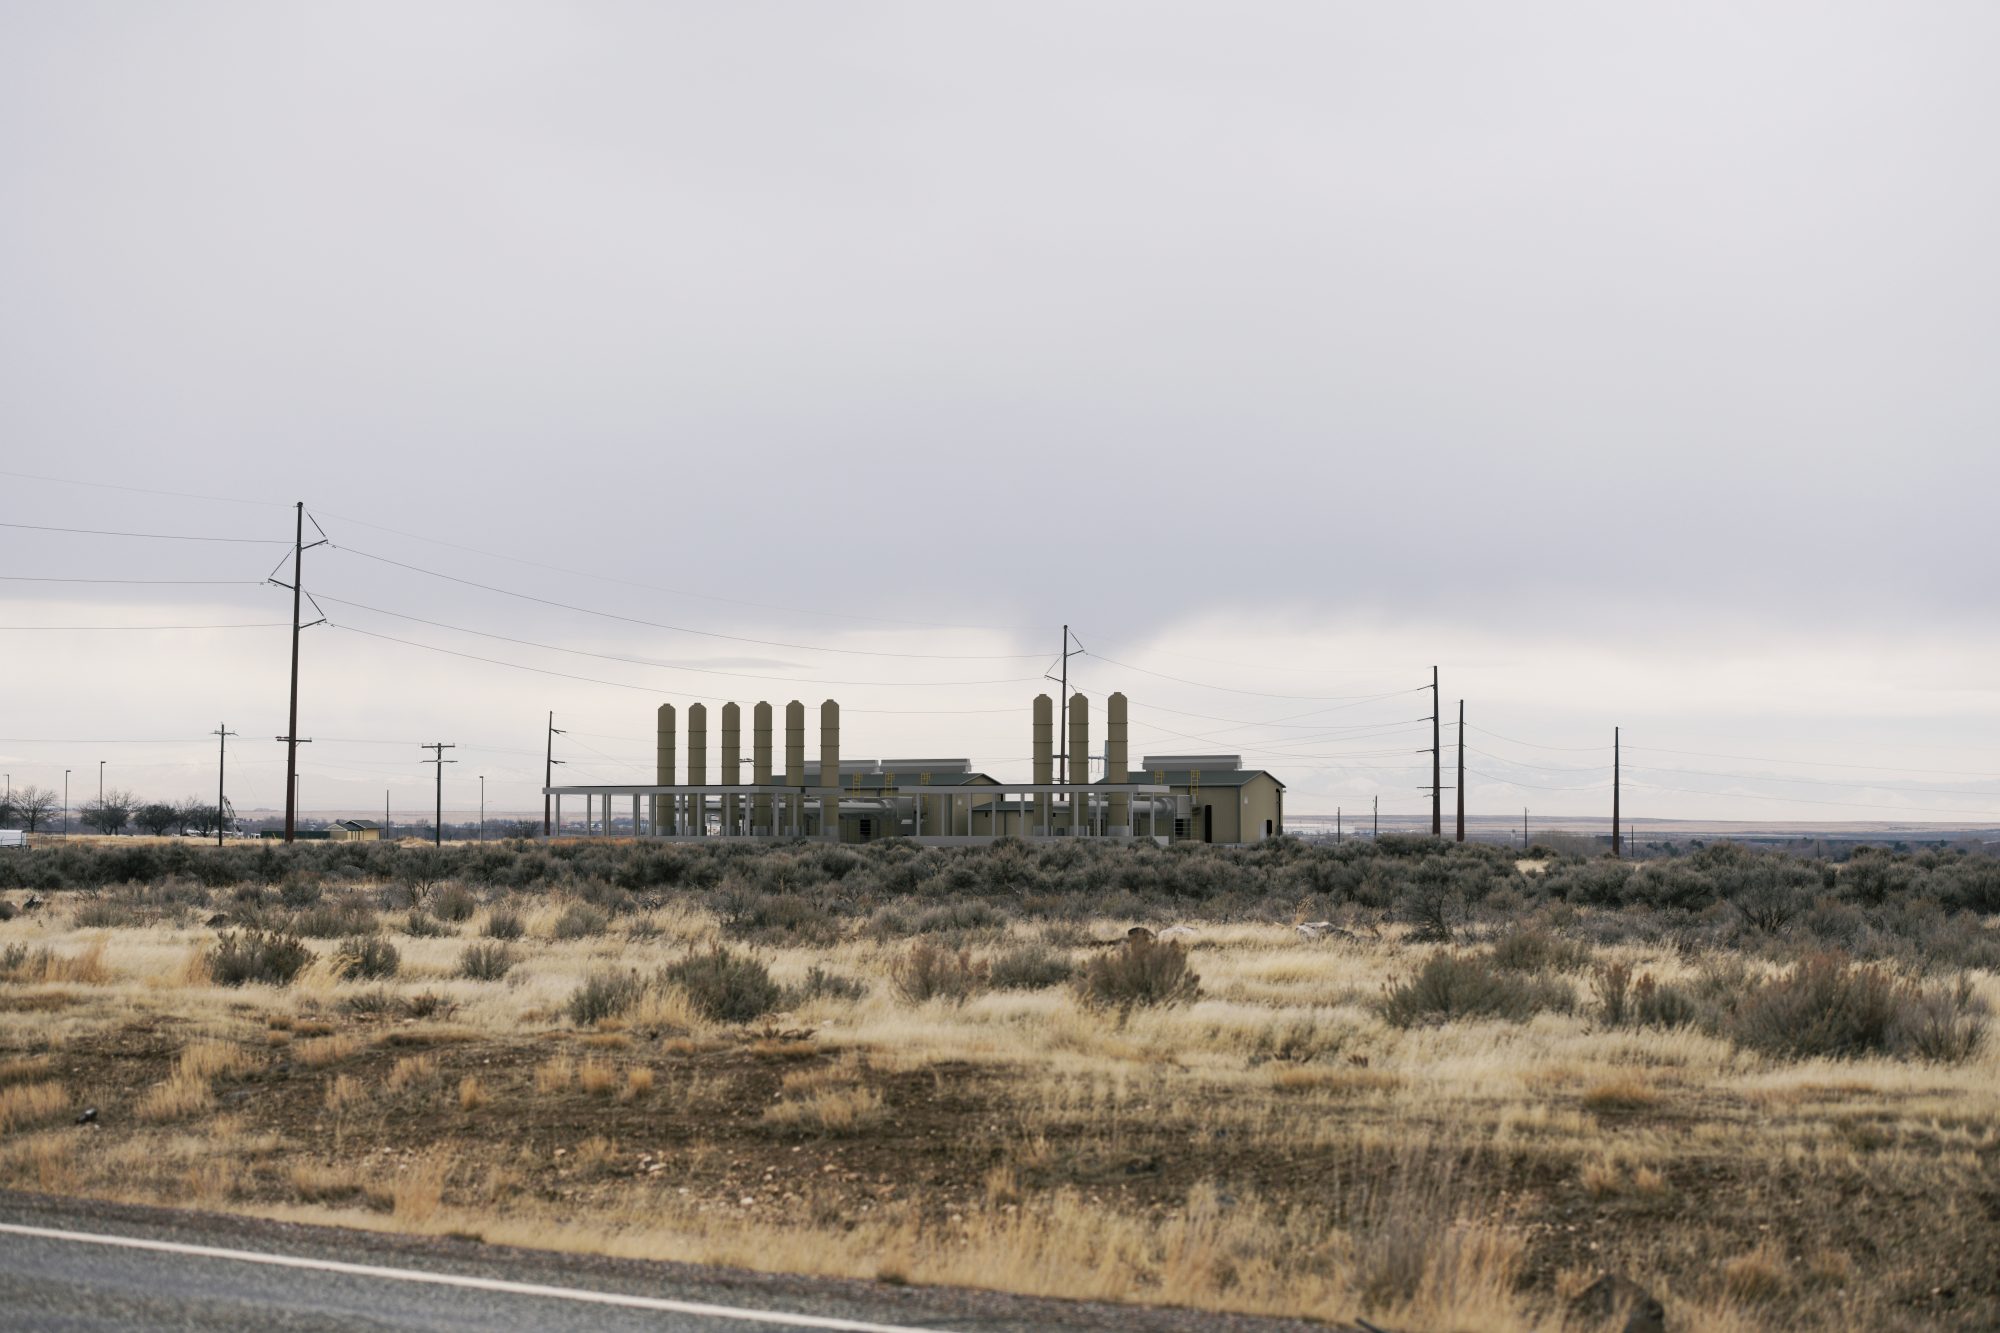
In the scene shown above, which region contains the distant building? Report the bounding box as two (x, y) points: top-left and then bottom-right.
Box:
(327, 819), (382, 842)
(546, 694), (1287, 846)
(1130, 756), (1286, 844)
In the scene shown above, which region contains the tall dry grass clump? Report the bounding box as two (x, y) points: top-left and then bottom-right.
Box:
(1074, 938), (1201, 1009)
(0, 1081), (68, 1132)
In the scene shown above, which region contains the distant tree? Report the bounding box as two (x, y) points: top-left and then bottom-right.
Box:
(79, 790), (135, 836)
(0, 793), (13, 827)
(9, 785), (61, 833)
(133, 803), (181, 837)
(183, 803), (221, 838)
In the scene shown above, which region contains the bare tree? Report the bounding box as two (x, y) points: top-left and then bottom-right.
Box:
(182, 803), (221, 837)
(79, 789), (135, 837)
(8, 785), (60, 833)
(134, 803), (181, 836)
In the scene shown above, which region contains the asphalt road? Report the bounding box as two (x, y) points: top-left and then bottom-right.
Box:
(0, 1192), (1336, 1333)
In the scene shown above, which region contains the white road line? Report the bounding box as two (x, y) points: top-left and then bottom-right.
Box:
(0, 1222), (952, 1333)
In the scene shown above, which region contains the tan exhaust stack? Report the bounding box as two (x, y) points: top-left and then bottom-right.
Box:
(1107, 691), (1129, 837)
(656, 704), (676, 835)
(1069, 692), (1089, 835)
(785, 700), (805, 836)
(753, 702), (772, 835)
(687, 703), (707, 836)
(1032, 694), (1053, 837)
(721, 702), (741, 837)
(820, 699), (840, 841)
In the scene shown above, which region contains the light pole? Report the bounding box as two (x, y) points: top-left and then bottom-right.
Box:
(479, 776), (486, 842)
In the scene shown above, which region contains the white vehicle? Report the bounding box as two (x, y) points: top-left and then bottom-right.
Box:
(0, 830), (26, 850)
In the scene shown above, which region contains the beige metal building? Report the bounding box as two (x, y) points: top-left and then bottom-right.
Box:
(326, 819), (382, 842)
(544, 692), (1285, 845)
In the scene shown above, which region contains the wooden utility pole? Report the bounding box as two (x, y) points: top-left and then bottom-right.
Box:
(271, 501), (325, 844)
(1612, 725), (1622, 857)
(422, 742), (456, 846)
(543, 712), (564, 836)
(212, 723), (236, 847)
(1430, 666), (1441, 837)
(1455, 699), (1465, 843)
(1336, 808), (1341, 843)
(1373, 793), (1378, 839)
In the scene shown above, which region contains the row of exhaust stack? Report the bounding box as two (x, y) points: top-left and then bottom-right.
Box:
(646, 692), (1131, 837)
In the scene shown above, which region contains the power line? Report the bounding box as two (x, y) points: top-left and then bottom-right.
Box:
(1081, 651), (1426, 701)
(0, 576), (266, 586)
(310, 505), (1029, 635)
(314, 594), (1042, 687)
(0, 467), (285, 510)
(1467, 724), (1613, 752)
(0, 622), (286, 631)
(0, 519), (285, 544)
(328, 542), (1041, 661)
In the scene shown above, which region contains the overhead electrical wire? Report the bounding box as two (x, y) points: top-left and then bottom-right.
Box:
(310, 505), (1030, 635)
(0, 622), (286, 631)
(0, 575), (267, 587)
(1081, 651), (1426, 701)
(327, 543), (1042, 662)
(314, 593), (1042, 687)
(0, 520), (286, 545)
(0, 467), (286, 510)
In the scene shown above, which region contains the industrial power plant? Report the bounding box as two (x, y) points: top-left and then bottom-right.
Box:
(545, 692), (1285, 845)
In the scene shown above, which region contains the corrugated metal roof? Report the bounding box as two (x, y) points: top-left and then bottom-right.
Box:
(1124, 769), (1284, 789)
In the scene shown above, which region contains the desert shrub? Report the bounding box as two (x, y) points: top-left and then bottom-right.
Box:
(1490, 926), (1593, 973)
(553, 903), (611, 940)
(1592, 960), (1633, 1026)
(661, 947), (782, 1022)
(566, 970), (645, 1026)
(1629, 973), (1709, 1029)
(73, 898), (149, 929)
(334, 935), (400, 980)
(434, 884), (478, 922)
(988, 941), (1075, 991)
(399, 909), (451, 938)
(482, 910), (524, 941)
(789, 964), (867, 1004)
(892, 940), (989, 1004)
(714, 889), (839, 944)
(209, 930), (311, 987)
(1074, 938), (1201, 1009)
(339, 987), (397, 1018)
(293, 897), (379, 939)
(1728, 954), (1901, 1058)
(1380, 951), (1573, 1026)
(1887, 974), (1989, 1063)
(914, 900), (1007, 934)
(458, 943), (515, 982)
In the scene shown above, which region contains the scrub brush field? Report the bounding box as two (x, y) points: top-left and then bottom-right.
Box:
(1, 837), (1996, 1330)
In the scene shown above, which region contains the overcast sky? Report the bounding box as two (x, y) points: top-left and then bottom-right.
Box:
(4, 2), (1997, 826)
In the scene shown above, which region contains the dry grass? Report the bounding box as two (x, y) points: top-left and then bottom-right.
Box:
(0, 1080), (68, 1132)
(4, 891), (1998, 1331)
(293, 1035), (361, 1069)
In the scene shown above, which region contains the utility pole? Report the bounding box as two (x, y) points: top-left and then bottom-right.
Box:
(422, 743), (457, 847)
(272, 501), (325, 844)
(1612, 725), (1622, 858)
(1336, 807), (1341, 843)
(1373, 793), (1378, 839)
(1053, 625), (1083, 784)
(1430, 666), (1441, 837)
(1455, 700), (1466, 843)
(212, 724), (237, 848)
(63, 769), (70, 840)
(1523, 806), (1528, 850)
(543, 712), (565, 836)
(479, 775), (486, 842)
(98, 760), (104, 805)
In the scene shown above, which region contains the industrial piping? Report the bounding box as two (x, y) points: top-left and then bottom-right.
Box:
(721, 702), (741, 837)
(1032, 693), (1052, 836)
(655, 704), (675, 835)
(1069, 692), (1089, 835)
(752, 701), (772, 835)
(820, 699), (839, 841)
(1107, 692), (1129, 836)
(687, 703), (707, 836)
